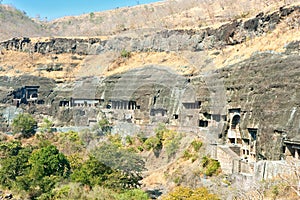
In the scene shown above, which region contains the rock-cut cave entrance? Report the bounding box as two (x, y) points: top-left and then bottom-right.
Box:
(231, 115), (240, 130)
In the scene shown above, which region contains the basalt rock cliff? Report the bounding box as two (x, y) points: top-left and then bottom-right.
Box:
(1, 5), (299, 54)
(0, 5), (299, 162)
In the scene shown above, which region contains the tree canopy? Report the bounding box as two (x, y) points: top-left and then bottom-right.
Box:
(0, 142), (71, 199)
(72, 142), (145, 190)
(12, 113), (37, 138)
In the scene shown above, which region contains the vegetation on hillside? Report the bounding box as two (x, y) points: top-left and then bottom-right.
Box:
(143, 123), (184, 158)
(162, 186), (219, 200)
(12, 113), (37, 138)
(44, 0), (299, 37)
(201, 156), (221, 176)
(0, 141), (69, 199)
(0, 114), (223, 199)
(0, 113), (148, 199)
(0, 100), (299, 199)
(1, 0), (298, 40)
(0, 138), (147, 199)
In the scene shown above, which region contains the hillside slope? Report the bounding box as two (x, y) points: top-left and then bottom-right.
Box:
(46, 0), (299, 37)
(0, 5), (48, 41)
(1, 0), (299, 40)
(0, 3), (299, 80)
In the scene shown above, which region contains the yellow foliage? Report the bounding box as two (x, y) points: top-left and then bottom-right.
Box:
(162, 186), (220, 200)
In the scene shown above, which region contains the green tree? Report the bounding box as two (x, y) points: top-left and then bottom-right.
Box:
(92, 143), (145, 190)
(72, 143), (144, 190)
(29, 145), (70, 178)
(27, 145), (70, 198)
(143, 124), (166, 155)
(0, 140), (23, 157)
(56, 131), (84, 155)
(12, 113), (37, 138)
(145, 124), (182, 158)
(0, 141), (32, 189)
(71, 155), (112, 187)
(0, 142), (71, 198)
(154, 123), (167, 141)
(89, 12), (95, 19)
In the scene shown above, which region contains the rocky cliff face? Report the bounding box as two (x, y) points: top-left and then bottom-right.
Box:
(1, 44), (299, 159)
(219, 49), (300, 159)
(0, 5), (299, 161)
(0, 5), (299, 55)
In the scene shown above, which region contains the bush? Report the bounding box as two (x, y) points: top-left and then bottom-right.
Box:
(40, 118), (53, 133)
(125, 135), (133, 145)
(183, 150), (193, 160)
(144, 124), (182, 158)
(120, 49), (131, 58)
(182, 142), (199, 162)
(143, 136), (161, 151)
(154, 123), (166, 141)
(201, 156), (220, 176)
(56, 131), (84, 155)
(89, 12), (95, 19)
(98, 118), (111, 134)
(12, 113), (37, 138)
(51, 183), (118, 200)
(163, 129), (182, 159)
(108, 134), (122, 147)
(137, 145), (144, 152)
(165, 136), (181, 158)
(191, 140), (202, 151)
(116, 189), (149, 200)
(51, 183), (148, 200)
(162, 186), (219, 200)
(137, 132), (147, 143)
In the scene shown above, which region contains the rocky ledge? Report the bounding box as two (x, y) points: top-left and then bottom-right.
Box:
(0, 5), (299, 55)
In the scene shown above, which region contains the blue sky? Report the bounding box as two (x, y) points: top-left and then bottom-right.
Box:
(1, 0), (162, 20)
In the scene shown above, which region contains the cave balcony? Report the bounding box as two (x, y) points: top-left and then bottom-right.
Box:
(228, 129), (242, 139)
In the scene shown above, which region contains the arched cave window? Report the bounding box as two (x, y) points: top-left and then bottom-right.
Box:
(231, 115), (240, 129)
